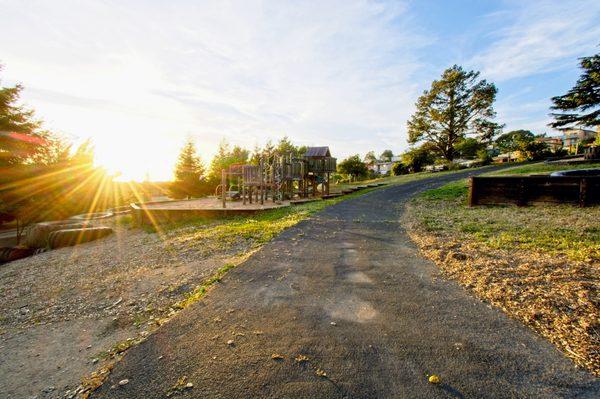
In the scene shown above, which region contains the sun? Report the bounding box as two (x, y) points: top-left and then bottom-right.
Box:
(92, 136), (180, 182)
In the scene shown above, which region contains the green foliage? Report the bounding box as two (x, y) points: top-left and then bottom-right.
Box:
(454, 138), (485, 159)
(250, 140), (275, 165)
(550, 52), (599, 128)
(30, 133), (72, 165)
(380, 149), (394, 162)
(250, 136), (305, 167)
(0, 67), (44, 166)
(170, 139), (206, 199)
(275, 136), (305, 158)
(495, 130), (550, 161)
(208, 139), (249, 184)
(0, 140), (120, 236)
(0, 69), (125, 235)
(400, 143), (436, 172)
(363, 150), (377, 166)
(522, 140), (551, 160)
(391, 161), (407, 175)
(407, 65), (502, 161)
(476, 148), (493, 165)
(337, 154), (368, 180)
(495, 130), (534, 153)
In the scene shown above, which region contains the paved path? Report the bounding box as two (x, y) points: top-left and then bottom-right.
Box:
(94, 170), (599, 398)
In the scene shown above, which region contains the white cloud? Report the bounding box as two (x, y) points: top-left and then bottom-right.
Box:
(470, 0), (600, 81)
(0, 0), (430, 180)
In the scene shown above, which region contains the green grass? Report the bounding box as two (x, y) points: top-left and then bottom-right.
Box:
(173, 261), (239, 310)
(419, 180), (469, 201)
(333, 165), (497, 191)
(411, 178), (600, 262)
(489, 162), (600, 176)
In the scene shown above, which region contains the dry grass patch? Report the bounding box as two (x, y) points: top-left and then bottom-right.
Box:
(406, 178), (599, 375)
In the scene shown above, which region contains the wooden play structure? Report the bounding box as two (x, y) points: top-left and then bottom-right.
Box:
(218, 146), (337, 208)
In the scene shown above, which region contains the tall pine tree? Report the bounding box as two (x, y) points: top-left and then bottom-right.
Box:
(407, 65), (501, 161)
(171, 140), (205, 199)
(0, 66), (44, 166)
(550, 52), (599, 128)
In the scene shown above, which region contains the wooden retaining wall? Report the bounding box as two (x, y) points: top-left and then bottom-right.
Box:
(468, 176), (600, 207)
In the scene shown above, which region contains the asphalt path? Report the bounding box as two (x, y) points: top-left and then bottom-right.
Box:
(93, 169), (599, 398)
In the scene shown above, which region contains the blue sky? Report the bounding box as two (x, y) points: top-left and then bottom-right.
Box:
(0, 0), (598, 180)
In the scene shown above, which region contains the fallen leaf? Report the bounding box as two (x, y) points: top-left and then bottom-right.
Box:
(295, 355), (309, 363)
(315, 368), (327, 378)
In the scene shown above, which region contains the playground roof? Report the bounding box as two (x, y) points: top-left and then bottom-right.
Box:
(304, 146), (331, 158)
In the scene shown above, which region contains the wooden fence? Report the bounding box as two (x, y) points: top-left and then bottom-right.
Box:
(468, 176), (600, 207)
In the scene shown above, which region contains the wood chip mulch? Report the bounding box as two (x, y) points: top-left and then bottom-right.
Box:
(407, 228), (599, 376)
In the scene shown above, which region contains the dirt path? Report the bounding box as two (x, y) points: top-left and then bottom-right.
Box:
(93, 170), (599, 398)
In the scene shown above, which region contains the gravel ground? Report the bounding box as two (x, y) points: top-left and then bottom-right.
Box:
(0, 216), (244, 399)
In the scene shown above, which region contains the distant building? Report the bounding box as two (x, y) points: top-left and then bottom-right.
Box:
(562, 128), (597, 153)
(368, 155), (401, 175)
(536, 136), (563, 152)
(492, 152), (518, 163)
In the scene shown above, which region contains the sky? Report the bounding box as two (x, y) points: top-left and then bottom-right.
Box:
(0, 0), (598, 181)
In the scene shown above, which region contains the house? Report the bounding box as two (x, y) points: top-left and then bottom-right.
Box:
(562, 128), (597, 153)
(454, 158), (482, 168)
(492, 152), (518, 163)
(368, 156), (401, 175)
(536, 136), (563, 152)
(424, 164), (446, 172)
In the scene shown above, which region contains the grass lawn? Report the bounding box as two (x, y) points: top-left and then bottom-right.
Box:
(334, 165), (497, 191)
(406, 161), (600, 375)
(489, 161), (600, 176)
(417, 180), (599, 262)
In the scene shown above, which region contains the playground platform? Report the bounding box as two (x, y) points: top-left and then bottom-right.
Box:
(131, 182), (388, 226)
(131, 197), (290, 226)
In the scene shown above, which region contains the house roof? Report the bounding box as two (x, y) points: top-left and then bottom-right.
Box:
(303, 146), (331, 158)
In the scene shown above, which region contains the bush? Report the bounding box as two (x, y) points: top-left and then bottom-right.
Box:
(400, 143), (436, 173)
(477, 148), (493, 165)
(337, 155), (368, 181)
(392, 162), (408, 176)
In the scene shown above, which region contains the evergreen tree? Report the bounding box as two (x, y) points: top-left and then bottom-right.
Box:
(380, 149), (394, 162)
(407, 65), (501, 161)
(0, 67), (116, 235)
(275, 136), (297, 157)
(28, 132), (72, 165)
(171, 139), (205, 199)
(550, 52), (599, 128)
(0, 66), (44, 165)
